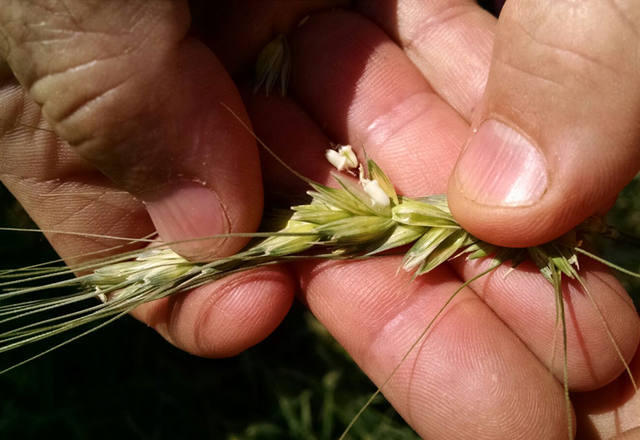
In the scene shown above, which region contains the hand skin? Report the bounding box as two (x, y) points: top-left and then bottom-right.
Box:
(1, 1), (639, 438)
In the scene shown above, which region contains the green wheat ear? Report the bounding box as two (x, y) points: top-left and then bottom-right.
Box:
(2, 109), (640, 439)
(254, 33), (291, 96)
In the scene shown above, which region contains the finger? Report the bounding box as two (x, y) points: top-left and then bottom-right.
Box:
(0, 78), (154, 261)
(286, 7), (638, 390)
(246, 62), (631, 437)
(613, 429), (640, 440)
(573, 345), (640, 438)
(355, 0), (496, 119)
(447, 0), (640, 247)
(290, 10), (468, 196)
(0, 0), (261, 261)
(453, 257), (640, 390)
(0, 82), (297, 357)
(247, 93), (640, 437)
(251, 15), (570, 435)
(244, 93), (333, 194)
(297, 258), (571, 439)
(191, 0), (348, 74)
(131, 266), (294, 358)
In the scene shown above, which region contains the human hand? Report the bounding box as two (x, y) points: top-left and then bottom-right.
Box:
(1, 1), (639, 439)
(0, 0), (353, 358)
(247, 1), (640, 438)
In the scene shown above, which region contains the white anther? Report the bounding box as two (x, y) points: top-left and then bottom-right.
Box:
(325, 145), (358, 171)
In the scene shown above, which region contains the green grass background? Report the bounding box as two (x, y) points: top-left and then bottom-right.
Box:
(1, 179), (639, 440)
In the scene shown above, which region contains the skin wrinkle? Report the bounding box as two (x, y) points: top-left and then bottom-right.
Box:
(0, 3), (636, 434)
(44, 72), (135, 135)
(30, 52), (129, 83)
(26, 0), (149, 36)
(493, 54), (566, 89)
(22, 25), (91, 44)
(58, 192), (122, 233)
(22, 25), (83, 44)
(2, 175), (150, 261)
(453, 256), (639, 391)
(361, 0), (493, 121)
(16, 176), (136, 233)
(609, 0), (640, 37)
(19, 24), (146, 61)
(58, 0), (85, 30)
(401, 2), (481, 52)
(0, 83), (97, 180)
(2, 2), (188, 88)
(564, 290), (600, 386)
(512, 13), (621, 78)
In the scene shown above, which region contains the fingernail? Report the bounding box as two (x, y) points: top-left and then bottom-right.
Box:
(145, 182), (228, 260)
(455, 120), (548, 207)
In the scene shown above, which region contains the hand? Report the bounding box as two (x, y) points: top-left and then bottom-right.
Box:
(1, 1), (639, 439)
(0, 0), (333, 357)
(250, 1), (640, 438)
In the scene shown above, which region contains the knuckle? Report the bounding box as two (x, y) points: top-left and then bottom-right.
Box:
(0, 0), (189, 144)
(503, 0), (640, 86)
(401, 2), (479, 52)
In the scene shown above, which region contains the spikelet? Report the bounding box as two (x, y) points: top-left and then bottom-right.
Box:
(2, 141), (638, 440)
(0, 148), (584, 364)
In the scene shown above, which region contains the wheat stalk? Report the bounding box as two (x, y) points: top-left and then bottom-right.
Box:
(1, 139), (638, 439)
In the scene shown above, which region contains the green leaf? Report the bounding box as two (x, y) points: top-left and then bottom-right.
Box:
(418, 194), (451, 213)
(528, 246), (553, 282)
(254, 34), (291, 96)
(254, 220), (317, 256)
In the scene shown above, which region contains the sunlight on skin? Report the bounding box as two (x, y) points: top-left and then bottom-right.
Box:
(1, 1), (640, 439)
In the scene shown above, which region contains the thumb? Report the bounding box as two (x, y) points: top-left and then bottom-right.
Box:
(447, 0), (640, 247)
(0, 1), (262, 260)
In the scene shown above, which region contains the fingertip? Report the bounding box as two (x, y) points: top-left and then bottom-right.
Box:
(296, 257), (572, 438)
(137, 40), (265, 261)
(447, 118), (559, 246)
(447, 118), (618, 247)
(448, 0), (640, 246)
(132, 266), (295, 358)
(455, 256), (640, 391)
(145, 181), (235, 261)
